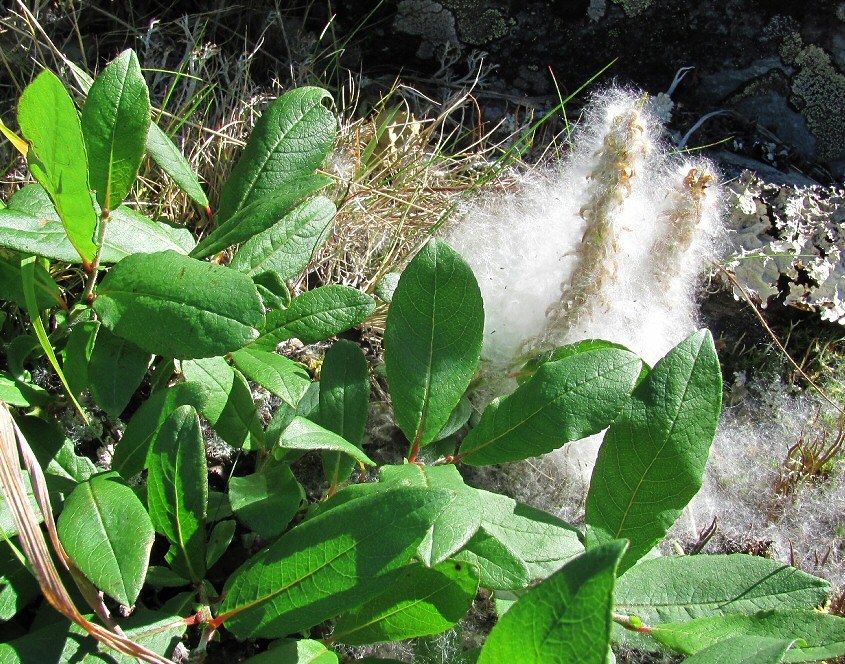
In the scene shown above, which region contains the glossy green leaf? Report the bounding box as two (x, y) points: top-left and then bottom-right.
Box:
(216, 87), (336, 222)
(651, 610), (845, 662)
(276, 416), (374, 466)
(230, 462), (304, 539)
(146, 122), (209, 207)
(253, 285), (375, 349)
(244, 639), (338, 664)
(585, 330), (722, 571)
(207, 519), (237, 569)
(231, 347), (311, 407)
(56, 473), (154, 606)
(218, 486), (455, 639)
(2, 184), (194, 263)
(477, 541), (626, 664)
(460, 346), (642, 465)
(379, 464), (481, 566)
(465, 489), (583, 586)
(81, 49), (150, 211)
(334, 559), (478, 645)
(0, 248), (62, 310)
(682, 635), (795, 664)
(230, 196), (336, 278)
(94, 251), (265, 359)
(181, 356), (264, 450)
(113, 381), (209, 478)
(17, 69), (98, 264)
(614, 554), (831, 625)
(319, 339), (369, 486)
(147, 405), (207, 583)
(87, 325), (150, 418)
(385, 240), (484, 448)
(191, 174), (330, 259)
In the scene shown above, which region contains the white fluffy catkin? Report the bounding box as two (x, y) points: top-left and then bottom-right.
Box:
(444, 88), (724, 496)
(445, 88), (723, 372)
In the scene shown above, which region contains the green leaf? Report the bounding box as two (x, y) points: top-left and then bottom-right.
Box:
(453, 530), (530, 591)
(334, 559), (478, 645)
(253, 285), (375, 349)
(218, 486), (455, 639)
(477, 541), (627, 664)
(17, 69), (98, 264)
(146, 122), (209, 207)
(614, 554), (831, 625)
(216, 87), (337, 222)
(94, 251), (265, 359)
(56, 473), (154, 606)
(0, 248), (62, 310)
(81, 49), (150, 211)
(87, 325), (150, 418)
(459, 346), (642, 465)
(244, 639), (338, 664)
(276, 416), (375, 466)
(651, 610), (845, 662)
(191, 174), (331, 260)
(230, 196), (335, 278)
(254, 271), (291, 310)
(0, 372), (49, 408)
(379, 464), (481, 566)
(229, 462), (304, 539)
(16, 415), (96, 488)
(0, 543), (39, 620)
(66, 57), (208, 209)
(231, 347), (311, 407)
(181, 356), (264, 450)
(385, 240), (484, 449)
(467, 489), (583, 586)
(517, 339), (640, 385)
(207, 519), (237, 569)
(585, 329), (722, 572)
(146, 405), (207, 583)
(319, 339), (370, 487)
(682, 635), (795, 664)
(63, 320), (99, 399)
(2, 184), (195, 263)
(113, 381), (209, 478)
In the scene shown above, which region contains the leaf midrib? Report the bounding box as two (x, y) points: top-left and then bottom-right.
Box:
(611, 339), (703, 538)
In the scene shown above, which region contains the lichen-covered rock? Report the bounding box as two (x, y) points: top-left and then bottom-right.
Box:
(726, 170), (845, 323)
(780, 33), (845, 162)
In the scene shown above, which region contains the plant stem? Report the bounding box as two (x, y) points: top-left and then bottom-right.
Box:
(612, 612), (652, 633)
(80, 208), (110, 304)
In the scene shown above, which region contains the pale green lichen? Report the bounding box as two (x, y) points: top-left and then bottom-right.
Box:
(780, 35), (845, 161)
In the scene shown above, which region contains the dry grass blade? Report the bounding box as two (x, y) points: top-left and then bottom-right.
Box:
(0, 402), (172, 664)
